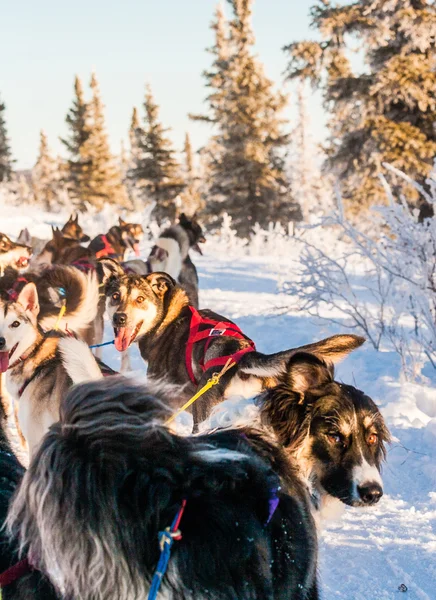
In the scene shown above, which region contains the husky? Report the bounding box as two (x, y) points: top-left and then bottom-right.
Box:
(17, 213), (89, 259)
(0, 276), (103, 455)
(8, 377), (319, 600)
(59, 212), (90, 242)
(0, 234), (31, 276)
(88, 217), (144, 261)
(201, 352), (390, 523)
(99, 262), (365, 427)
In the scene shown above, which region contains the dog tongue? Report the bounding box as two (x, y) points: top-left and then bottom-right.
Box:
(133, 243), (140, 257)
(0, 352), (9, 373)
(114, 327), (133, 352)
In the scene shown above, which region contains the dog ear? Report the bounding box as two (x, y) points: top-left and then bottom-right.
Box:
(17, 228), (31, 246)
(51, 226), (62, 239)
(179, 213), (189, 227)
(119, 217), (126, 227)
(146, 272), (176, 299)
(16, 282), (40, 316)
(292, 334), (365, 364)
(286, 352), (334, 396)
(97, 258), (125, 285)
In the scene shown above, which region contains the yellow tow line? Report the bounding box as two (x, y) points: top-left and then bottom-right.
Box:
(165, 357), (236, 426)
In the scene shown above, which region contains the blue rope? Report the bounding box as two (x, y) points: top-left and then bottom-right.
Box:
(89, 340), (115, 349)
(147, 503), (186, 600)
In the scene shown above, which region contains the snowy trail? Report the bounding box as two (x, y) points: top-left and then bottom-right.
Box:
(1, 201), (434, 600)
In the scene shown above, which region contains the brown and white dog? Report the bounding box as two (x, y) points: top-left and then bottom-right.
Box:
(0, 233), (31, 276)
(201, 351), (391, 522)
(98, 262), (365, 428)
(0, 271), (102, 455)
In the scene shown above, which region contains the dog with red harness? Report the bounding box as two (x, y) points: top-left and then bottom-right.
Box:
(99, 259), (364, 429)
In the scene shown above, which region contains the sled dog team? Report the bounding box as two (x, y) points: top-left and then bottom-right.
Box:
(0, 213), (390, 599)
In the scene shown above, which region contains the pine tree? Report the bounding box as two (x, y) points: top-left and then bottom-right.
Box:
(290, 83), (331, 221)
(32, 131), (60, 210)
(0, 95), (14, 182)
(129, 85), (184, 222)
(179, 132), (203, 216)
(286, 0), (436, 214)
(80, 73), (128, 209)
(192, 0), (301, 235)
(60, 76), (90, 204)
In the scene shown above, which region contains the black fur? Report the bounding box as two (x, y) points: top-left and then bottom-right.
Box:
(9, 377), (318, 600)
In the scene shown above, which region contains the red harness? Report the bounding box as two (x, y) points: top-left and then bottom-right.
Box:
(0, 557), (32, 588)
(185, 306), (256, 385)
(95, 235), (117, 259)
(71, 257), (95, 273)
(6, 277), (29, 301)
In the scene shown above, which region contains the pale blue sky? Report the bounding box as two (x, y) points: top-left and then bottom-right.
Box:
(1, 0), (323, 169)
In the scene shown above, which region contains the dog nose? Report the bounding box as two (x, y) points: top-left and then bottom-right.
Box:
(113, 313), (127, 326)
(0, 338), (5, 350)
(358, 483), (383, 505)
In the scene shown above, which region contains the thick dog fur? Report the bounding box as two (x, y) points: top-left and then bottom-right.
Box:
(99, 263), (365, 427)
(202, 352), (391, 521)
(0, 264), (100, 340)
(8, 377), (319, 600)
(0, 280), (102, 455)
(0, 234), (31, 275)
(0, 399), (59, 599)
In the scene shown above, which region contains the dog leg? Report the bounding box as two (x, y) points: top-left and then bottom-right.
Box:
(120, 350), (132, 373)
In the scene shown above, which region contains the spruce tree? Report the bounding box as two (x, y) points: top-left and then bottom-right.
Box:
(60, 76), (90, 204)
(179, 132), (202, 215)
(129, 85), (184, 222)
(290, 83), (331, 221)
(32, 131), (60, 210)
(286, 0), (436, 214)
(192, 0), (301, 235)
(0, 95), (14, 182)
(80, 73), (128, 209)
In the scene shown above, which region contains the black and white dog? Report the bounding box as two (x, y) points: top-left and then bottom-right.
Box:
(147, 213), (205, 307)
(8, 377), (319, 600)
(201, 352), (391, 522)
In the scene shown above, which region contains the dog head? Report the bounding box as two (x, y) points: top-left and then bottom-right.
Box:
(62, 213), (90, 243)
(118, 217), (144, 257)
(0, 283), (40, 372)
(31, 227), (78, 268)
(0, 232), (32, 272)
(98, 258), (176, 351)
(179, 213), (205, 254)
(261, 352), (390, 508)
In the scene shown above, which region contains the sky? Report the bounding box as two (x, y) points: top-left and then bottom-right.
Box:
(1, 0), (323, 169)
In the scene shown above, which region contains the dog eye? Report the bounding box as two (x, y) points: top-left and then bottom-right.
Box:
(136, 296), (144, 304)
(327, 433), (343, 445)
(367, 433), (378, 446)
(10, 321), (21, 328)
(112, 292), (120, 302)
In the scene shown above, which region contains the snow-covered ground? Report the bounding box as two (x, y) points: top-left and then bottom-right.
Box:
(1, 202), (435, 599)
(101, 250), (436, 600)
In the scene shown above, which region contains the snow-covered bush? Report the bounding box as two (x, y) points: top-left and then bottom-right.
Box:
(282, 163), (436, 379)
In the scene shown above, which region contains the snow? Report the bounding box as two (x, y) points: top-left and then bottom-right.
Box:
(1, 204), (435, 599)
(103, 249), (436, 600)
